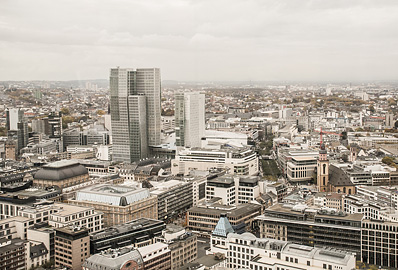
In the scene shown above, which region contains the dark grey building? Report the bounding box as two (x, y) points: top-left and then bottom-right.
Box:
(150, 180), (193, 221)
(90, 218), (165, 254)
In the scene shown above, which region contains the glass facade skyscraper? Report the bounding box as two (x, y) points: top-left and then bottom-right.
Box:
(110, 67), (161, 163)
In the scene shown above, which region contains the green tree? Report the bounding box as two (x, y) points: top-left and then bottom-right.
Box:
(382, 156), (394, 166)
(61, 107), (70, 115)
(369, 105), (375, 113)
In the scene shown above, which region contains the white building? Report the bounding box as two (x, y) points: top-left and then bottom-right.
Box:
(226, 233), (356, 270)
(206, 175), (260, 206)
(171, 145), (258, 176)
(175, 92), (205, 148)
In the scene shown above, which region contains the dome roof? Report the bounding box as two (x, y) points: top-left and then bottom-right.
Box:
(34, 160), (88, 181)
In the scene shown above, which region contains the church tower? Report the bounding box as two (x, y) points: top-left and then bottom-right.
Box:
(317, 144), (329, 192)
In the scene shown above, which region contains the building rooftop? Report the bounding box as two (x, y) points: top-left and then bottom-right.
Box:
(75, 184), (151, 206)
(83, 247), (143, 270)
(34, 160), (88, 181)
(91, 218), (164, 241)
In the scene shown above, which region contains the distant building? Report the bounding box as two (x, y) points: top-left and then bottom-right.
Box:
(175, 92), (205, 148)
(6, 108), (28, 154)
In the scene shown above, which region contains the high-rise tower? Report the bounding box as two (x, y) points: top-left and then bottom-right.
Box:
(110, 67), (160, 163)
(175, 92), (205, 148)
(6, 108), (28, 154)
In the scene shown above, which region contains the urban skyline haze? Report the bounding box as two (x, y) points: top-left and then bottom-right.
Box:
(1, 0), (398, 82)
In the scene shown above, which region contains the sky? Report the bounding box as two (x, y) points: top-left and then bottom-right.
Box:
(1, 0), (398, 82)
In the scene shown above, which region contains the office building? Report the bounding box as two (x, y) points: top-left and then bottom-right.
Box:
(148, 180), (193, 221)
(71, 184), (157, 227)
(156, 224), (197, 270)
(206, 175), (260, 205)
(110, 67), (161, 163)
(255, 204), (363, 255)
(187, 201), (261, 236)
(361, 219), (398, 268)
(175, 92), (205, 148)
(54, 226), (90, 270)
(225, 233), (356, 270)
(90, 218), (165, 254)
(172, 145), (258, 176)
(138, 243), (171, 270)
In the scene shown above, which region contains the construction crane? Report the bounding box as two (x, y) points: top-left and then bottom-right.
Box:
(314, 127), (342, 146)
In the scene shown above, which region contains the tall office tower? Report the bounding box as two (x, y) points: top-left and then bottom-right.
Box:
(6, 108), (28, 153)
(175, 92), (205, 148)
(110, 67), (160, 162)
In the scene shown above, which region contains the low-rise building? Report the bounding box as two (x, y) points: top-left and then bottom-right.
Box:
(33, 160), (90, 189)
(70, 184), (157, 226)
(171, 145), (258, 176)
(90, 218), (165, 254)
(0, 237), (27, 270)
(83, 247), (144, 270)
(187, 201), (261, 236)
(226, 233), (356, 270)
(138, 242), (171, 270)
(255, 203), (363, 255)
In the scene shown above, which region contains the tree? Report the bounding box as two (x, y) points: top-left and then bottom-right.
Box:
(369, 105), (375, 113)
(96, 110), (105, 116)
(395, 120), (398, 129)
(61, 107), (70, 115)
(382, 156), (394, 166)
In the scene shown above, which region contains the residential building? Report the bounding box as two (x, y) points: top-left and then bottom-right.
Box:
(0, 237), (27, 270)
(175, 92), (205, 148)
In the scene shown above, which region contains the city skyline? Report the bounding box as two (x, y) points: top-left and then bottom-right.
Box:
(1, 1), (398, 82)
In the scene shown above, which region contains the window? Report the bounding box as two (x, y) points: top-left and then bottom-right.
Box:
(307, 261), (310, 266)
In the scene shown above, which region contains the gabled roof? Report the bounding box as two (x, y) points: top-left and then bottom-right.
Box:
(212, 214), (234, 237)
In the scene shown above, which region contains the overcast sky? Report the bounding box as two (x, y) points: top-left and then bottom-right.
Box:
(1, 0), (398, 82)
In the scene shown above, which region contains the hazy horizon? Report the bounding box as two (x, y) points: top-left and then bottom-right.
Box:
(1, 0), (398, 82)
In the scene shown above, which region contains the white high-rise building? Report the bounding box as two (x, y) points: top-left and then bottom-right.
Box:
(110, 67), (161, 163)
(175, 92), (205, 148)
